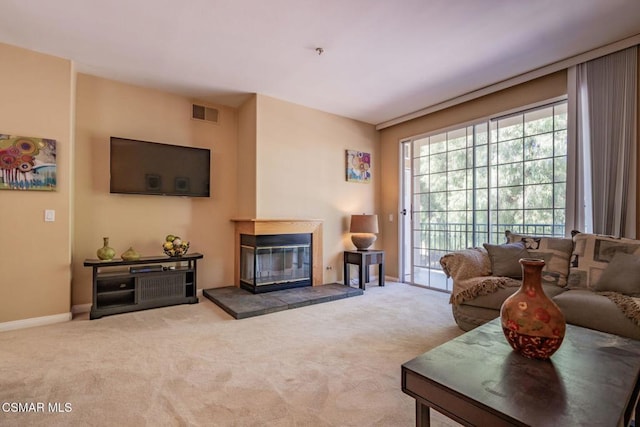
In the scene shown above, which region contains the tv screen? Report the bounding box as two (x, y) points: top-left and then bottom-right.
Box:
(110, 137), (210, 197)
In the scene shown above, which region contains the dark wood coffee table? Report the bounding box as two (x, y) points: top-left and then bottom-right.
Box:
(402, 319), (640, 426)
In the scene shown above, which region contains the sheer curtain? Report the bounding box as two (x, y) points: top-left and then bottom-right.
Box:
(567, 46), (638, 238)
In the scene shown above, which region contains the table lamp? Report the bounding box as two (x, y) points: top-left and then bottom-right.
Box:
(350, 214), (379, 251)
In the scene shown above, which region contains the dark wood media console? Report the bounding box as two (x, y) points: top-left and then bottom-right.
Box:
(84, 253), (203, 319)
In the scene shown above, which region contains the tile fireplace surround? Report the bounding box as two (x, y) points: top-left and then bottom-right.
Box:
(231, 219), (324, 289)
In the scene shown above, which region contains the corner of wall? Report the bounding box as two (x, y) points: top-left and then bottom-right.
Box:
(237, 94), (258, 218)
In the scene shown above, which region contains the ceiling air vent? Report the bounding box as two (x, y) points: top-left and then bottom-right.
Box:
(192, 104), (219, 124)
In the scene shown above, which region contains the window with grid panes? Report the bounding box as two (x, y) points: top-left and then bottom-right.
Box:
(410, 100), (567, 286)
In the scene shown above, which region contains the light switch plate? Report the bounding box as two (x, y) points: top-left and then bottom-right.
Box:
(44, 209), (55, 222)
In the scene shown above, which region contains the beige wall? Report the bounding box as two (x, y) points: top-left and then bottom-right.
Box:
(73, 74), (238, 306)
(0, 43), (74, 323)
(254, 95), (380, 283)
(379, 71), (568, 279)
(72, 81), (377, 303)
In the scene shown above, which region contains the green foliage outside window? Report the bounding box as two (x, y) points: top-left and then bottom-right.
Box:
(411, 101), (567, 263)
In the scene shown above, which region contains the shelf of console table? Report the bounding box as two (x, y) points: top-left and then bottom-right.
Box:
(84, 253), (203, 319)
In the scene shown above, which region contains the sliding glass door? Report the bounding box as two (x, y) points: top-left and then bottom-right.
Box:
(400, 100), (568, 291)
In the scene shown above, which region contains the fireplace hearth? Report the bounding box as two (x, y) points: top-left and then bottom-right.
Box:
(240, 233), (311, 293)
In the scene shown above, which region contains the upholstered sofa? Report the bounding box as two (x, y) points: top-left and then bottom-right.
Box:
(440, 231), (640, 340)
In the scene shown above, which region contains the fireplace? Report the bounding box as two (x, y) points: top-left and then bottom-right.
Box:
(240, 233), (311, 293)
(232, 219), (323, 292)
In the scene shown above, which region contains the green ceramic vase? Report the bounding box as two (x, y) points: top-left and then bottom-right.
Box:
(96, 237), (116, 261)
(121, 247), (141, 261)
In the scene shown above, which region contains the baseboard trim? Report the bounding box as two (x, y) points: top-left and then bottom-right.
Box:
(0, 312), (72, 332)
(72, 303), (92, 314)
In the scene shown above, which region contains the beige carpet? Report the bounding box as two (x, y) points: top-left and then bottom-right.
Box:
(0, 282), (463, 427)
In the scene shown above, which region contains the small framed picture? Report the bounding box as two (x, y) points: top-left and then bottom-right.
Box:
(346, 150), (371, 183)
(0, 134), (57, 191)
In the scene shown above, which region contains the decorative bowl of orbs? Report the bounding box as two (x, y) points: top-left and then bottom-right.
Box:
(163, 235), (190, 257)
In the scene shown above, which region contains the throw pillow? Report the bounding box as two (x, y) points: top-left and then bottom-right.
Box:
(567, 233), (640, 290)
(504, 231), (573, 287)
(483, 241), (530, 279)
(592, 252), (640, 295)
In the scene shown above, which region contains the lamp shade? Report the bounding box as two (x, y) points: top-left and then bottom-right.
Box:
(350, 214), (379, 233)
(349, 214), (379, 250)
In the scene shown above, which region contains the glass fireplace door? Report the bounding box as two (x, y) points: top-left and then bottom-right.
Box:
(240, 233), (312, 293)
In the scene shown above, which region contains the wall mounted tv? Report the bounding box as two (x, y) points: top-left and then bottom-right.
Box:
(110, 137), (210, 197)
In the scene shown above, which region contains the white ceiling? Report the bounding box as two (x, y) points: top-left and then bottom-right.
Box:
(1, 0), (640, 125)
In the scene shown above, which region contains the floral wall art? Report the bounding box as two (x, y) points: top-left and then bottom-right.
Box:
(0, 134), (57, 191)
(346, 149), (371, 183)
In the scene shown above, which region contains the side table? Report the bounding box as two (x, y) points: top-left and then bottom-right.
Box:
(344, 250), (385, 290)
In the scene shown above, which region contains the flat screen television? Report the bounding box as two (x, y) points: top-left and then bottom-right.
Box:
(110, 137), (210, 197)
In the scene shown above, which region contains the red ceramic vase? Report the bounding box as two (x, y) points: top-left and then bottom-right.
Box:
(500, 258), (566, 360)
